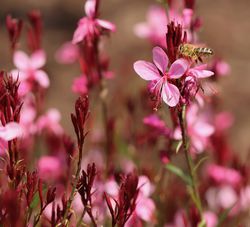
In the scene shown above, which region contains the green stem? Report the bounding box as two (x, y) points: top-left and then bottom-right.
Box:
(61, 141), (84, 224)
(76, 207), (87, 227)
(178, 105), (203, 219)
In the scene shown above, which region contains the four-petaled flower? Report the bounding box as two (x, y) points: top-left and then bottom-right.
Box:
(72, 0), (116, 44)
(11, 49), (49, 95)
(134, 46), (189, 107)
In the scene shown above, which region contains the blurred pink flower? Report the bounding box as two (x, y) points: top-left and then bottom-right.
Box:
(143, 114), (171, 136)
(206, 185), (238, 211)
(0, 122), (23, 141)
(37, 156), (62, 181)
(215, 60), (231, 76)
(207, 164), (242, 187)
(11, 49), (49, 95)
(0, 122), (22, 155)
(211, 59), (231, 77)
(36, 109), (63, 135)
(134, 6), (168, 46)
(134, 46), (188, 107)
(240, 186), (250, 210)
(125, 176), (155, 226)
(134, 6), (195, 46)
(214, 112), (234, 132)
(72, 75), (88, 95)
(164, 209), (187, 227)
(203, 211), (218, 227)
(72, 0), (116, 44)
(55, 42), (79, 64)
(174, 104), (214, 153)
(20, 97), (37, 137)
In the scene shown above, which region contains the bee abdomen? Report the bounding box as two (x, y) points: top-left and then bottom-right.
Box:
(195, 47), (213, 56)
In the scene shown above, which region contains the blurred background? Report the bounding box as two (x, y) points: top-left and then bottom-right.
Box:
(0, 0), (249, 155)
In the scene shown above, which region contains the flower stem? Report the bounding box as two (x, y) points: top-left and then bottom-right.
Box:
(62, 141), (84, 224)
(178, 105), (203, 219)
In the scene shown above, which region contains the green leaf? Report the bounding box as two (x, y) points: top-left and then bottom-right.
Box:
(193, 156), (209, 174)
(176, 140), (183, 153)
(198, 218), (207, 227)
(216, 203), (236, 227)
(165, 163), (192, 186)
(30, 191), (40, 209)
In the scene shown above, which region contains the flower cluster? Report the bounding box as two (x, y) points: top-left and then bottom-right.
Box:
(0, 0), (247, 226)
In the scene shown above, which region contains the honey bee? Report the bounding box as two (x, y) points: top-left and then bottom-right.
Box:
(178, 43), (213, 61)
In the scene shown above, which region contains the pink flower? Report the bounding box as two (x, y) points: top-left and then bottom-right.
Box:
(214, 112), (234, 132)
(72, 0), (116, 44)
(72, 75), (88, 95)
(134, 6), (193, 46)
(240, 186), (250, 210)
(134, 6), (168, 46)
(11, 49), (49, 95)
(143, 114), (171, 136)
(36, 109), (63, 135)
(203, 211), (218, 227)
(0, 122), (23, 141)
(206, 185), (238, 211)
(55, 42), (79, 64)
(125, 176), (155, 226)
(174, 104), (214, 153)
(207, 164), (242, 187)
(134, 47), (189, 107)
(215, 60), (231, 76)
(135, 176), (155, 221)
(37, 156), (62, 181)
(164, 210), (187, 227)
(0, 122), (22, 155)
(20, 97), (37, 137)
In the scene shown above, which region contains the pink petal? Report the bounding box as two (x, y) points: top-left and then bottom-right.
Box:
(143, 114), (165, 130)
(105, 179), (119, 197)
(134, 61), (160, 81)
(38, 156), (61, 180)
(30, 50), (46, 69)
(134, 23), (151, 38)
(138, 176), (153, 197)
(186, 104), (199, 126)
(0, 122), (22, 141)
(18, 81), (32, 97)
(136, 196), (155, 222)
(215, 112), (234, 131)
(153, 46), (168, 73)
(55, 42), (79, 64)
(203, 211), (218, 227)
(72, 76), (88, 94)
(217, 186), (237, 209)
(194, 64), (208, 70)
(96, 19), (116, 32)
(207, 164), (242, 186)
(13, 51), (30, 70)
(216, 60), (231, 76)
(190, 68), (214, 78)
(162, 82), (180, 107)
(194, 122), (214, 137)
(169, 58), (189, 79)
(192, 136), (205, 153)
(34, 70), (50, 88)
(85, 0), (96, 18)
(10, 69), (28, 81)
(72, 20), (87, 44)
(182, 9), (193, 27)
